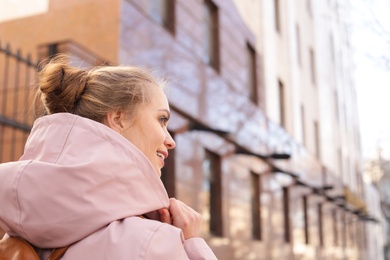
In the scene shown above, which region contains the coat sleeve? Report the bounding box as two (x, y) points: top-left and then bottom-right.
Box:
(144, 224), (217, 260)
(184, 238), (218, 260)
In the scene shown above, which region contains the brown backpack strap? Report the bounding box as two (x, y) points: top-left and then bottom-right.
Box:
(48, 244), (72, 260)
(0, 235), (71, 260)
(0, 236), (40, 260)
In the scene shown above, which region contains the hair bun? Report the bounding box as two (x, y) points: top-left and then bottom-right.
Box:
(37, 55), (89, 114)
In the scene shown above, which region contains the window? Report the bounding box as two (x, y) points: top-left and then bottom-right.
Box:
(303, 195), (309, 244)
(282, 187), (290, 243)
(307, 0), (312, 17)
(37, 43), (59, 65)
(149, 0), (175, 34)
(274, 0), (280, 32)
(296, 24), (301, 65)
(361, 221), (367, 249)
(301, 104), (306, 145)
(279, 79), (286, 128)
(318, 203), (323, 247)
(202, 0), (219, 71)
(334, 91), (339, 124)
(247, 43), (258, 104)
(161, 132), (176, 197)
(251, 172), (262, 240)
(204, 149), (223, 236)
(338, 147), (343, 180)
(309, 48), (316, 85)
(314, 120), (320, 158)
(332, 208), (338, 246)
(356, 165), (363, 195)
(330, 34), (335, 63)
(38, 41), (109, 68)
(341, 211), (346, 248)
(48, 43), (58, 57)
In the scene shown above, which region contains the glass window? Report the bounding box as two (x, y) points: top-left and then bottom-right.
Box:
(314, 120), (320, 158)
(307, 0), (312, 17)
(301, 104), (306, 145)
(202, 0), (219, 71)
(203, 149), (223, 236)
(283, 187), (290, 242)
(330, 34), (335, 63)
(149, 0), (175, 34)
(309, 48), (316, 85)
(303, 195), (309, 244)
(296, 24), (301, 65)
(279, 79), (286, 128)
(334, 91), (339, 124)
(251, 172), (262, 240)
(274, 0), (280, 32)
(318, 203), (323, 247)
(247, 43), (258, 104)
(332, 208), (338, 246)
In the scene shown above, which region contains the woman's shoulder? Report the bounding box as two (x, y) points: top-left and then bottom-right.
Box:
(62, 216), (186, 260)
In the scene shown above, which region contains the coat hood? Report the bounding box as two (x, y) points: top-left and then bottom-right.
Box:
(0, 113), (169, 248)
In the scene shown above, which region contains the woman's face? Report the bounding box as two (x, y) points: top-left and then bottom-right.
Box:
(121, 88), (176, 176)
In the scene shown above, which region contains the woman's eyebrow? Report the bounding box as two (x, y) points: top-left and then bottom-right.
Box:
(158, 109), (171, 118)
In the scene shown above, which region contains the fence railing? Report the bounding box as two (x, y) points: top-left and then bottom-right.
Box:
(0, 41), (38, 163)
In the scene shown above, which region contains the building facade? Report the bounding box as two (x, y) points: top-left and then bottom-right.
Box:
(0, 0), (382, 259)
(231, 1), (384, 259)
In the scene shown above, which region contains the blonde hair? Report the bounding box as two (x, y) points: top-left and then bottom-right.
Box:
(35, 55), (162, 123)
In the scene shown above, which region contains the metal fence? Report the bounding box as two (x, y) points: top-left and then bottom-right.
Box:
(0, 41), (38, 163)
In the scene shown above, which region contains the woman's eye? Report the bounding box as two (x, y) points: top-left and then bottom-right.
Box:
(160, 117), (169, 126)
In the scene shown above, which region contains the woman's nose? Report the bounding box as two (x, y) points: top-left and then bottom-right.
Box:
(165, 132), (176, 149)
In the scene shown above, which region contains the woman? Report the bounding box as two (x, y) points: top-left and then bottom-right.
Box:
(0, 55), (217, 259)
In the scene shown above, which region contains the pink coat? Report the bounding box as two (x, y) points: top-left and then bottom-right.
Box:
(0, 113), (217, 259)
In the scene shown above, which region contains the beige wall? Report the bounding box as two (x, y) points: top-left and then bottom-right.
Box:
(0, 0), (120, 63)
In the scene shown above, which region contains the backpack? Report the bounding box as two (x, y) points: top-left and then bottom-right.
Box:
(0, 236), (70, 260)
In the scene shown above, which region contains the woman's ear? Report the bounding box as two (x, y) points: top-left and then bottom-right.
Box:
(105, 111), (124, 133)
